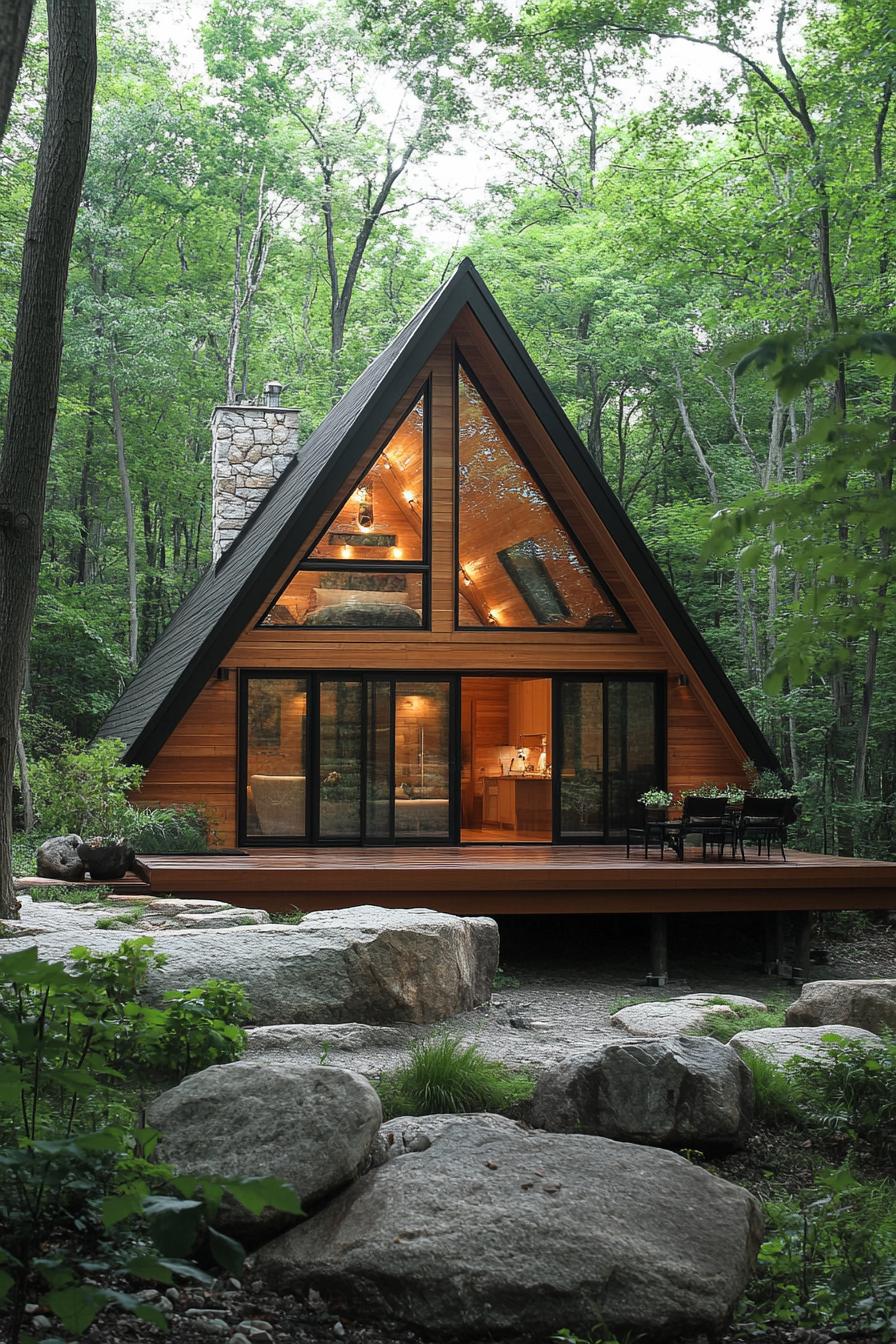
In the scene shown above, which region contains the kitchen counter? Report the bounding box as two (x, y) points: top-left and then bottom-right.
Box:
(483, 774), (552, 832)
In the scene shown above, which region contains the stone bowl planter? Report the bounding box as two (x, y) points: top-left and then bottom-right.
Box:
(76, 838), (135, 881)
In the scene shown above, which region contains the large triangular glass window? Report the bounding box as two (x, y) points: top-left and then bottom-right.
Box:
(259, 390), (428, 629)
(456, 366), (630, 630)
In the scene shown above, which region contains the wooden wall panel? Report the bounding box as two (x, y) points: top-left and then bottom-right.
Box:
(132, 310), (753, 841)
(136, 676), (238, 845)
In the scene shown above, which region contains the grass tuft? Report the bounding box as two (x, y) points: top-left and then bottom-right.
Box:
(699, 995), (788, 1042)
(741, 1049), (802, 1124)
(376, 1033), (534, 1119)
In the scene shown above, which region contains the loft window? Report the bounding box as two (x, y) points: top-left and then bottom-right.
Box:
(259, 386), (429, 629)
(456, 362), (630, 631)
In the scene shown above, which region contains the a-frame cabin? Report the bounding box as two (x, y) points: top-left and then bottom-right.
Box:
(99, 262), (896, 926)
(100, 259), (773, 855)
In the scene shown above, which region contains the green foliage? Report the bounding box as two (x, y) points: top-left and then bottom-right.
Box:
(699, 998), (788, 1043)
(269, 908), (306, 925)
(29, 738), (144, 839)
(0, 943), (297, 1342)
(740, 1050), (802, 1125)
(122, 804), (213, 854)
(376, 1034), (534, 1119)
(740, 1167), (896, 1336)
(789, 1032), (896, 1157)
(636, 789), (673, 807)
(492, 967), (521, 990)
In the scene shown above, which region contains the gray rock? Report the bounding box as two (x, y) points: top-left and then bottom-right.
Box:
(256, 1115), (763, 1340)
(612, 993), (767, 1037)
(174, 910), (269, 929)
(785, 980), (896, 1034)
(531, 1036), (753, 1149)
(730, 1024), (883, 1066)
(246, 1023), (409, 1054)
(147, 1061), (382, 1239)
(35, 834), (84, 882)
(373, 1111), (520, 1166)
(20, 905), (499, 1026)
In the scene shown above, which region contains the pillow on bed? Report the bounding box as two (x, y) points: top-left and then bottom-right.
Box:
(313, 587), (409, 610)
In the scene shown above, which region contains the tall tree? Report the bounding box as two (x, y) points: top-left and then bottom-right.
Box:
(0, 0), (34, 143)
(0, 0), (96, 919)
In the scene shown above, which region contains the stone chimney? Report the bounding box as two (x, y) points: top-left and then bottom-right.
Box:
(211, 384), (300, 561)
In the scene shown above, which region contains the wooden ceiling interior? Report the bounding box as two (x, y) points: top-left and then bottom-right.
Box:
(456, 368), (627, 630)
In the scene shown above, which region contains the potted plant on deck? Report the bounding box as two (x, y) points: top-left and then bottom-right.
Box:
(637, 788), (674, 822)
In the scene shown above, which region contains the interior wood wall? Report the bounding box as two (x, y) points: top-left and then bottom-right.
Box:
(136, 321), (750, 844)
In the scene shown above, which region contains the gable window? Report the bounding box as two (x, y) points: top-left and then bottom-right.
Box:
(258, 387), (429, 628)
(456, 362), (629, 631)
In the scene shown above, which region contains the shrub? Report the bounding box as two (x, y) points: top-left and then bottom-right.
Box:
(122, 804), (213, 854)
(739, 1167), (896, 1335)
(376, 1034), (534, 1119)
(789, 1031), (896, 1155)
(29, 737), (144, 838)
(0, 943), (298, 1343)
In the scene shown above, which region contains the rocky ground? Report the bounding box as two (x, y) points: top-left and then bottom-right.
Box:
(3, 898), (894, 1344)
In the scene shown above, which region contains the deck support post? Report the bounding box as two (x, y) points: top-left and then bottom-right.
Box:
(762, 912), (787, 975)
(792, 911), (813, 984)
(646, 912), (668, 986)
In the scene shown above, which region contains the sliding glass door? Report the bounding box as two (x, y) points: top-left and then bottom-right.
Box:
(556, 675), (664, 841)
(241, 673), (452, 844)
(242, 671), (662, 845)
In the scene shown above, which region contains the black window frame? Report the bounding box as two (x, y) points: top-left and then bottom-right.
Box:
(239, 669), (665, 847)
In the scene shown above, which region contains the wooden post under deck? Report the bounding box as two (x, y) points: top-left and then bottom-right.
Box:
(646, 912), (668, 986)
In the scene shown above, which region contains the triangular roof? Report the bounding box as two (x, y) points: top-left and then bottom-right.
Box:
(98, 259), (777, 772)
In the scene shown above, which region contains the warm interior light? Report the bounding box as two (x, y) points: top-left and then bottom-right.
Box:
(382, 457), (391, 470)
(402, 490), (415, 504)
(356, 482), (374, 531)
(341, 545), (352, 558)
(392, 547), (403, 559)
(487, 609), (499, 624)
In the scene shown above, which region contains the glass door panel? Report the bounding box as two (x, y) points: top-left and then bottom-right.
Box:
(245, 676), (307, 839)
(366, 680), (393, 840)
(394, 681), (451, 839)
(607, 678), (657, 837)
(559, 676), (661, 841)
(318, 679), (363, 839)
(559, 681), (603, 838)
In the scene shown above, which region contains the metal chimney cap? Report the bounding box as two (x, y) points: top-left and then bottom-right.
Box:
(264, 380), (283, 407)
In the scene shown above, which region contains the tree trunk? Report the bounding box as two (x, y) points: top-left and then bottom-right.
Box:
(0, 0), (96, 921)
(0, 0), (34, 145)
(109, 361), (138, 667)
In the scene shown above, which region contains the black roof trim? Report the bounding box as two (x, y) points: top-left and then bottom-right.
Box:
(97, 258), (777, 773)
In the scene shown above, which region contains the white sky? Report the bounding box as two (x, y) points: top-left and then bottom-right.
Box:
(119, 0), (790, 250)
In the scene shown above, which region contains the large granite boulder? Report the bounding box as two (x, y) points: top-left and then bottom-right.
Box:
(35, 835), (84, 882)
(730, 1024), (883, 1067)
(256, 1114), (763, 1340)
(530, 1036), (753, 1149)
(612, 993), (767, 1037)
(785, 980), (896, 1034)
(20, 905), (499, 1026)
(147, 1061), (381, 1239)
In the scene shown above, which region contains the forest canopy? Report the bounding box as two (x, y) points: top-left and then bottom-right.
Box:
(0, 0), (893, 858)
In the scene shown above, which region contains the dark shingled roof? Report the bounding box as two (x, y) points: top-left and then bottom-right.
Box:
(97, 258), (777, 772)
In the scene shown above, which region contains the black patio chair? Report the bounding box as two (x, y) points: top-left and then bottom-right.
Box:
(737, 795), (799, 860)
(667, 795), (735, 861)
(626, 805), (675, 860)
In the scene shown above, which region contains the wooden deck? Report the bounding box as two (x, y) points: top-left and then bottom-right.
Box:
(131, 845), (896, 916)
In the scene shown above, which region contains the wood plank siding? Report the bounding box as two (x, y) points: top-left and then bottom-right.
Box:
(136, 321), (750, 844)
